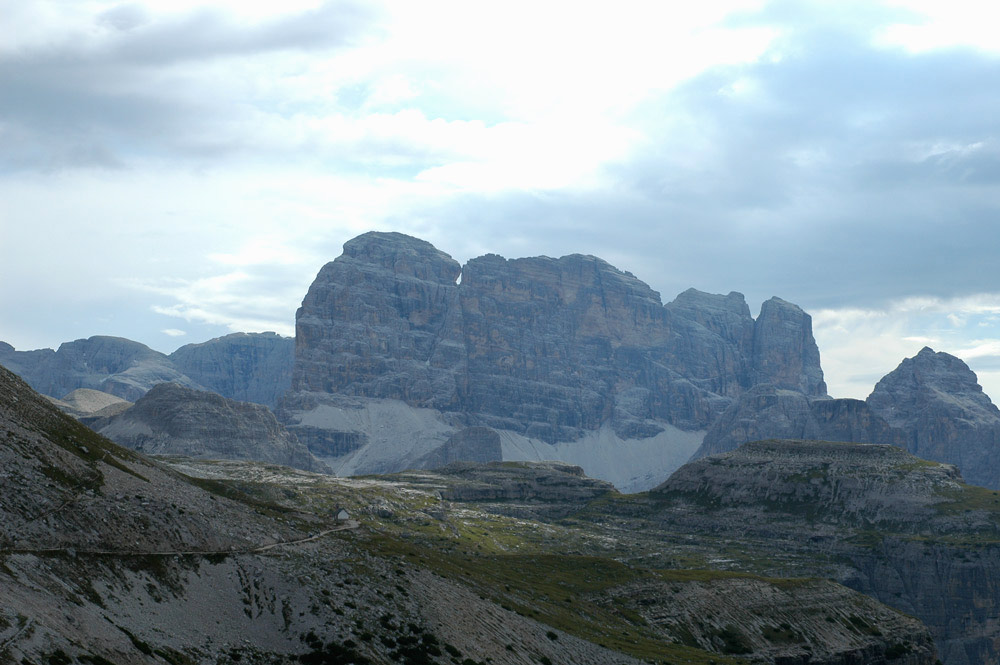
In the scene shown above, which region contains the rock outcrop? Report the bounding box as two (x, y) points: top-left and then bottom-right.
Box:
(169, 331), (293, 408)
(282, 232), (828, 486)
(867, 347), (1000, 489)
(752, 297), (827, 396)
(97, 382), (329, 473)
(692, 386), (904, 459)
(654, 439), (1000, 664)
(659, 439), (963, 524)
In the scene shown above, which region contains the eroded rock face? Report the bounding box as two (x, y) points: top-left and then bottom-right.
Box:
(752, 297), (826, 396)
(293, 232), (464, 409)
(285, 232), (828, 452)
(693, 386), (904, 459)
(868, 347), (1000, 489)
(97, 383), (328, 473)
(169, 332), (293, 409)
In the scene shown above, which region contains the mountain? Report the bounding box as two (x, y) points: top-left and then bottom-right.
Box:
(3, 362), (939, 664)
(0, 331), (293, 408)
(95, 382), (329, 473)
(868, 347), (1000, 489)
(280, 231), (828, 490)
(688, 348), (1000, 492)
(169, 331), (294, 408)
(0, 335), (200, 401)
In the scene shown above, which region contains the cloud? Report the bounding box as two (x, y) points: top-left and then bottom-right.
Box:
(813, 295), (1000, 401)
(162, 328), (187, 337)
(0, 0), (380, 171)
(3, 0), (1000, 404)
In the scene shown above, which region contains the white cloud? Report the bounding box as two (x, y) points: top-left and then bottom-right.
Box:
(814, 294), (1000, 403)
(880, 0), (1000, 53)
(162, 328), (187, 337)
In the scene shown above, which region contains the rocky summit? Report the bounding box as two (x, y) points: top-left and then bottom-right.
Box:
(281, 231), (828, 488)
(868, 347), (1000, 489)
(95, 382), (329, 473)
(0, 335), (200, 401)
(688, 347), (1000, 492)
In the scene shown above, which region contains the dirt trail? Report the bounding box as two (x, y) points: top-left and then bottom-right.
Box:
(1, 520), (360, 558)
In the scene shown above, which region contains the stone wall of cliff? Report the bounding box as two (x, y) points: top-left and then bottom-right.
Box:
(285, 232), (829, 445)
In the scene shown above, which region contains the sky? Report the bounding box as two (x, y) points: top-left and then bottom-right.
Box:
(2, 0), (1000, 401)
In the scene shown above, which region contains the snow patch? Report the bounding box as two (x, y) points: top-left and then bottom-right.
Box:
(290, 399), (703, 492)
(499, 425), (704, 493)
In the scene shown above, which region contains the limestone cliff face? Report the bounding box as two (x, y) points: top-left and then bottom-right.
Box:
(752, 297), (826, 396)
(693, 386), (904, 459)
(169, 332), (293, 408)
(97, 383), (328, 473)
(867, 347), (1000, 489)
(660, 439), (963, 524)
(292, 232), (464, 408)
(285, 232), (828, 451)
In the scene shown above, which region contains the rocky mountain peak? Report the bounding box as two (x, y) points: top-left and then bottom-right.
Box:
(285, 233), (834, 485)
(340, 231), (461, 283)
(669, 288), (751, 318)
(868, 347), (1000, 427)
(0, 335), (201, 402)
(867, 347), (1000, 489)
(752, 297), (827, 396)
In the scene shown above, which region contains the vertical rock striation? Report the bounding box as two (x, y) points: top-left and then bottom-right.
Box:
(293, 232), (464, 408)
(691, 386), (905, 459)
(169, 332), (294, 408)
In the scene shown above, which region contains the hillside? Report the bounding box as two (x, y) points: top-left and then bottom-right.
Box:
(0, 364), (939, 664)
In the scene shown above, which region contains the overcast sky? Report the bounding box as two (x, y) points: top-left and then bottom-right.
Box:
(2, 0), (1000, 401)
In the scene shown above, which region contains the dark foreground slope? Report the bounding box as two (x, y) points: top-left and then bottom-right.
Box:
(0, 366), (934, 665)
